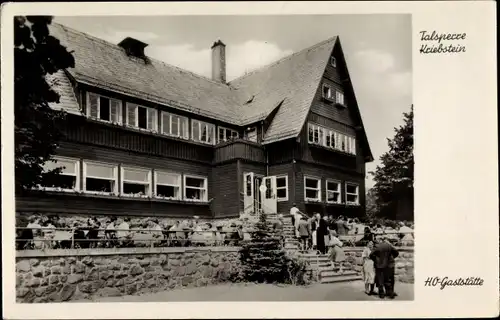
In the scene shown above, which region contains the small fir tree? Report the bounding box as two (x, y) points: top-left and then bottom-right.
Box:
(239, 214), (290, 283)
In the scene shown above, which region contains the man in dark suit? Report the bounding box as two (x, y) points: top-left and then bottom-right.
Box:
(369, 237), (399, 299)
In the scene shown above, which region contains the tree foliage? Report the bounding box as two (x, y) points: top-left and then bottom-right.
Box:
(14, 16), (75, 193)
(370, 105), (414, 221)
(239, 214), (309, 284)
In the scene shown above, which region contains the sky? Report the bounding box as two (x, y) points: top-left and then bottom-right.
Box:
(54, 15), (412, 189)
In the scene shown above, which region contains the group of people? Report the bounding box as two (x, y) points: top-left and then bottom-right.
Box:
(288, 204), (404, 299)
(289, 204), (414, 250)
(16, 215), (250, 250)
(361, 237), (400, 299)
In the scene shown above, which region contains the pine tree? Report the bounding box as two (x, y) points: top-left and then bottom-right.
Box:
(14, 16), (75, 193)
(365, 188), (379, 220)
(370, 105), (414, 221)
(239, 214), (290, 283)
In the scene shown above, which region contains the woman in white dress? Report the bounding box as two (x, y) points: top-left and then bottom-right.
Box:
(362, 240), (376, 295)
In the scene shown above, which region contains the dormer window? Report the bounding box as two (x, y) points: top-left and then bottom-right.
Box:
(330, 56), (337, 67)
(126, 103), (158, 131)
(118, 37), (150, 63)
(87, 92), (122, 124)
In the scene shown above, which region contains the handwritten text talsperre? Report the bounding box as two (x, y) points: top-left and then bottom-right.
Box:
(419, 30), (466, 54)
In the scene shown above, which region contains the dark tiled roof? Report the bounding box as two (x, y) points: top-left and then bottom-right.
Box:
(49, 23), (241, 124)
(47, 70), (81, 115)
(230, 37), (336, 143)
(48, 23), (337, 144)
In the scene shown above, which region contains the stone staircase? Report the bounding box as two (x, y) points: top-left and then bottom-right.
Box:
(298, 253), (362, 284)
(263, 213), (362, 284)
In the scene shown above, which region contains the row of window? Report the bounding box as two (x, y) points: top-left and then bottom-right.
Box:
(322, 83), (345, 105)
(304, 176), (359, 205)
(87, 92), (246, 145)
(40, 157), (209, 202)
(308, 123), (357, 155)
(244, 173), (358, 205)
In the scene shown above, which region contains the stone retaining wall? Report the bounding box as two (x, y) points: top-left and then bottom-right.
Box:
(16, 247), (241, 303)
(344, 247), (414, 283)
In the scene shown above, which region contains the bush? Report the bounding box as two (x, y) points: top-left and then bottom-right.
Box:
(238, 214), (310, 285)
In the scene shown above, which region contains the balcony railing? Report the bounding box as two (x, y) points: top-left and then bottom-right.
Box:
(213, 139), (266, 164)
(15, 227), (255, 251)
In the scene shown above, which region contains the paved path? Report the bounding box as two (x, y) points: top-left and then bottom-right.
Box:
(82, 280), (413, 302)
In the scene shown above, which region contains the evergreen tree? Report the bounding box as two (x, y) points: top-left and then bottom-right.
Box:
(365, 188), (379, 220)
(14, 16), (75, 193)
(370, 105), (414, 221)
(239, 214), (290, 283)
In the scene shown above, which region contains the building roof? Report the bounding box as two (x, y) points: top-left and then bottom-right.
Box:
(49, 23), (241, 124)
(229, 37), (336, 143)
(48, 23), (370, 155)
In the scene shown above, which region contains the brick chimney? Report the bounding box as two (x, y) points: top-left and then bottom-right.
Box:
(211, 40), (226, 83)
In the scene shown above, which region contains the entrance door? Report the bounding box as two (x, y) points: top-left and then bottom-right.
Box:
(260, 176), (277, 214)
(243, 172), (254, 214)
(254, 176), (262, 213)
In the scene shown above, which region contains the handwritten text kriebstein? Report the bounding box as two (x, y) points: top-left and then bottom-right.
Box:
(419, 30), (466, 54)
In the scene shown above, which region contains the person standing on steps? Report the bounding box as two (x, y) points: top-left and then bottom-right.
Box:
(290, 204), (302, 239)
(307, 215), (318, 251)
(297, 217), (310, 251)
(361, 240), (376, 295)
(369, 236), (400, 299)
(316, 213), (329, 254)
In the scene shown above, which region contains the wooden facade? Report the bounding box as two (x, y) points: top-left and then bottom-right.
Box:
(16, 33), (373, 220)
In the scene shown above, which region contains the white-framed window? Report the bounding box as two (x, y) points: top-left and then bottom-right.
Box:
(192, 120), (216, 145)
(307, 122), (356, 155)
(326, 179), (341, 204)
(161, 111), (189, 139)
(276, 175), (288, 202)
(87, 92), (122, 124)
(126, 102), (158, 131)
(83, 161), (118, 195)
(121, 166), (152, 197)
(246, 127), (257, 142)
(304, 176), (321, 202)
(154, 170), (181, 200)
(336, 91), (345, 105)
(308, 123), (322, 144)
(330, 56), (337, 67)
(218, 126), (239, 143)
(322, 83), (334, 101)
(40, 156), (80, 191)
(347, 136), (357, 155)
(345, 183), (359, 205)
(184, 175), (208, 201)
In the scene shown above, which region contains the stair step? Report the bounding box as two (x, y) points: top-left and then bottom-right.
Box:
(320, 270), (358, 277)
(320, 274), (362, 284)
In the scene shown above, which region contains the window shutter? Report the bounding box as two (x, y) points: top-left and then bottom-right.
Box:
(89, 93), (98, 118)
(352, 138), (356, 155)
(110, 99), (121, 123)
(127, 104), (136, 126)
(147, 108), (157, 130)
